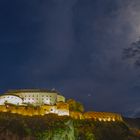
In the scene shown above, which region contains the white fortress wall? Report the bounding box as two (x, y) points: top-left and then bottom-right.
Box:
(0, 95), (23, 105)
(4, 89), (65, 106)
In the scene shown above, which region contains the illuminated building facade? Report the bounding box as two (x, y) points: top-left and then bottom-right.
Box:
(0, 94), (23, 105)
(0, 89), (69, 116)
(0, 89), (65, 106)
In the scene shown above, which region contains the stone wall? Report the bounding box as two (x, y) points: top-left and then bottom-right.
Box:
(83, 112), (123, 121)
(69, 111), (123, 122)
(0, 105), (123, 122)
(0, 102), (69, 116)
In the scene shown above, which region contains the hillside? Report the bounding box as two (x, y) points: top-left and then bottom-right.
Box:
(0, 112), (139, 140)
(124, 117), (140, 129)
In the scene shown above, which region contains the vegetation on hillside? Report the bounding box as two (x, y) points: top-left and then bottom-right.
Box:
(66, 99), (84, 112)
(0, 112), (139, 140)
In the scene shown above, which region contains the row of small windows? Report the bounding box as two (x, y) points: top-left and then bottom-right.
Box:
(1, 96), (19, 99)
(0, 96), (51, 100)
(1, 96), (54, 101)
(0, 97), (53, 103)
(24, 95), (53, 98)
(23, 98), (52, 101)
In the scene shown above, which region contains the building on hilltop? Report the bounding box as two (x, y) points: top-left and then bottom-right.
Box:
(0, 89), (69, 116)
(0, 89), (65, 106)
(0, 89), (123, 122)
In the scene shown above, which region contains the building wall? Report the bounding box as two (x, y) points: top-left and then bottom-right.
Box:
(0, 104), (123, 122)
(83, 112), (123, 122)
(0, 104), (69, 116)
(12, 92), (63, 105)
(57, 95), (65, 102)
(56, 102), (69, 116)
(40, 105), (58, 114)
(0, 95), (23, 105)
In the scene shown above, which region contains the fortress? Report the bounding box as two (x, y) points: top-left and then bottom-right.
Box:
(0, 89), (65, 106)
(0, 89), (69, 116)
(0, 89), (123, 122)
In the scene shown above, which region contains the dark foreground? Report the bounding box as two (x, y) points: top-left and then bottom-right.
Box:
(0, 113), (139, 140)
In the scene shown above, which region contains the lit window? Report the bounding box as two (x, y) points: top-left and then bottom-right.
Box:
(108, 118), (111, 121)
(112, 118), (115, 121)
(99, 118), (102, 121)
(103, 118), (106, 122)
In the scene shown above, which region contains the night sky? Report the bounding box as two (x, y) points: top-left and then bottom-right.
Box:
(0, 0), (140, 117)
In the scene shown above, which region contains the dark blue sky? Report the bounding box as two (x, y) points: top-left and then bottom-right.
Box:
(0, 0), (140, 117)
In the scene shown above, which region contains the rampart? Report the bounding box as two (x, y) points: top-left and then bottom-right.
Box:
(0, 102), (69, 116)
(0, 105), (123, 122)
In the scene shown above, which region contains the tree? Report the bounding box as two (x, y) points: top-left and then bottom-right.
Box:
(66, 99), (84, 112)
